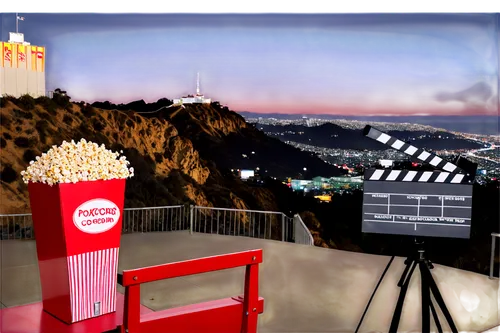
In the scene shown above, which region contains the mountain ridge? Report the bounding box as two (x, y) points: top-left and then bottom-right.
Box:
(255, 122), (484, 151)
(0, 95), (343, 216)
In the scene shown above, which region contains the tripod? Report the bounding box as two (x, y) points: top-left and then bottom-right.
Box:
(355, 240), (458, 333)
(389, 239), (458, 333)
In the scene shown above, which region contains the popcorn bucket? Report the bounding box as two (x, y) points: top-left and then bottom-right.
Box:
(28, 178), (126, 324)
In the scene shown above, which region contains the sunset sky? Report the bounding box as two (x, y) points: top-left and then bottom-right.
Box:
(1, 13), (498, 116)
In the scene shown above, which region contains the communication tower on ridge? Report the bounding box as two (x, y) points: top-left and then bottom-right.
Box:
(173, 72), (212, 105)
(1, 14), (46, 98)
(196, 72), (201, 96)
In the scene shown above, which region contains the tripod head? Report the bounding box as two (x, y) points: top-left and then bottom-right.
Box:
(410, 237), (433, 268)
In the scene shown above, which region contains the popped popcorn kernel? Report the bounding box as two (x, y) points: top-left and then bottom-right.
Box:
(21, 139), (134, 185)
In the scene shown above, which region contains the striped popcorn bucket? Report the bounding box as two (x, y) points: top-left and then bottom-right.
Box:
(27, 178), (126, 324)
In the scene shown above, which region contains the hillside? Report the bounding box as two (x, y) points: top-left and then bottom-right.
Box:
(0, 95), (498, 276)
(256, 123), (484, 151)
(0, 96), (342, 214)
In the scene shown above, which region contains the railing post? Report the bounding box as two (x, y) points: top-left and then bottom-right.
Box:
(293, 214), (298, 243)
(281, 214), (285, 242)
(490, 233), (499, 279)
(189, 205), (194, 235)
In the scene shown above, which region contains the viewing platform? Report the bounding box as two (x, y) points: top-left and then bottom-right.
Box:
(1, 231), (499, 332)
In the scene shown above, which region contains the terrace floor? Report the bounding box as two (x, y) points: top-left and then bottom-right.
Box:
(1, 231), (499, 332)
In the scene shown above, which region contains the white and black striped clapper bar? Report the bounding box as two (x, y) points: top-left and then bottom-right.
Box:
(363, 125), (474, 184)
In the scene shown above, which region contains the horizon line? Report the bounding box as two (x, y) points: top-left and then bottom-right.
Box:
(235, 111), (500, 117)
(76, 97), (498, 118)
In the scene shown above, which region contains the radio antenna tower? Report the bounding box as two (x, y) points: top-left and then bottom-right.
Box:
(196, 72), (200, 96)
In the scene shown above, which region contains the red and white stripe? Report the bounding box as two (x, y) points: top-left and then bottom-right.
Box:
(67, 247), (119, 322)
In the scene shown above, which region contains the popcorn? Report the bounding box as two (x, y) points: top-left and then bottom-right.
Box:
(21, 139), (134, 185)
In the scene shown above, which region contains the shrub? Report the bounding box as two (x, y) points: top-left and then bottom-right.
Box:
(35, 120), (51, 144)
(0, 137), (6, 148)
(36, 110), (51, 120)
(3, 132), (12, 140)
(91, 118), (105, 132)
(0, 165), (17, 183)
(15, 126), (22, 132)
(13, 108), (33, 119)
(35, 119), (50, 133)
(0, 113), (11, 127)
(14, 136), (37, 148)
(94, 132), (110, 147)
(52, 89), (71, 109)
(17, 94), (36, 110)
(151, 142), (156, 148)
(1, 95), (17, 103)
(126, 119), (134, 128)
(62, 114), (73, 125)
(154, 152), (163, 163)
(36, 96), (59, 115)
(22, 149), (38, 164)
(112, 132), (118, 141)
(47, 104), (58, 116)
(82, 105), (96, 117)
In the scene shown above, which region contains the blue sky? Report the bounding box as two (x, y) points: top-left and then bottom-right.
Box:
(1, 13), (498, 116)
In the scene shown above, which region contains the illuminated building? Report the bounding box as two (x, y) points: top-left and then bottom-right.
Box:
(173, 73), (212, 104)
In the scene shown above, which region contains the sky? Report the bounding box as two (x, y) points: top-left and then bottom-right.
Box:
(1, 12), (499, 116)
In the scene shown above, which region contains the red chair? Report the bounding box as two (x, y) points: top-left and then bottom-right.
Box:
(118, 249), (264, 333)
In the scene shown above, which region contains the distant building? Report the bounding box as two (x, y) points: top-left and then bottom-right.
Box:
(378, 159), (394, 168)
(239, 169), (255, 180)
(314, 195), (332, 202)
(1, 32), (46, 98)
(291, 179), (313, 191)
(292, 176), (363, 192)
(173, 73), (212, 105)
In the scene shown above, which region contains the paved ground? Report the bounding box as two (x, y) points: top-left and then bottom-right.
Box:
(1, 231), (499, 332)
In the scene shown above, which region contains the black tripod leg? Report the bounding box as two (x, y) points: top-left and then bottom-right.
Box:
(397, 258), (413, 287)
(419, 262), (431, 333)
(389, 261), (417, 333)
(429, 301), (443, 333)
(422, 265), (459, 333)
(354, 256), (394, 333)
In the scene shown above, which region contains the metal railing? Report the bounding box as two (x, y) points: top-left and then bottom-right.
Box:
(293, 214), (314, 246)
(489, 233), (500, 279)
(0, 205), (314, 246)
(122, 205), (189, 233)
(190, 206), (295, 242)
(0, 213), (34, 240)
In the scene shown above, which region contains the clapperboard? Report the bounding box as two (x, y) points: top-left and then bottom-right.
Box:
(361, 125), (477, 239)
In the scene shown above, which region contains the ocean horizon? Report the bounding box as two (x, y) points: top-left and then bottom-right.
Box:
(238, 112), (499, 135)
